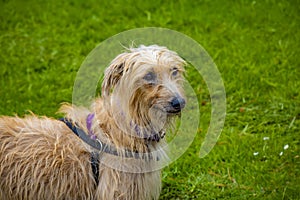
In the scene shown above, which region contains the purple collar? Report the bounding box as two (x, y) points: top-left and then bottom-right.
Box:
(86, 113), (97, 140)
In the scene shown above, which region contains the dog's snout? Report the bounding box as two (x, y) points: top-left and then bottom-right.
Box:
(170, 97), (186, 110)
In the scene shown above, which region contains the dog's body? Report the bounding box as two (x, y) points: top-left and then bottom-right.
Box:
(0, 45), (186, 200)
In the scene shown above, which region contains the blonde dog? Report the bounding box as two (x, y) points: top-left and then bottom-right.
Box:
(0, 45), (186, 200)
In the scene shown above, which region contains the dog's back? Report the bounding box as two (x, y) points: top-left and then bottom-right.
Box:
(0, 116), (96, 199)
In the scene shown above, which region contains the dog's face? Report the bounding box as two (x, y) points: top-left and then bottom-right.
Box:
(102, 45), (186, 138)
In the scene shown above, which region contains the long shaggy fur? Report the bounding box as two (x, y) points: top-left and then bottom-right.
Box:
(0, 45), (186, 200)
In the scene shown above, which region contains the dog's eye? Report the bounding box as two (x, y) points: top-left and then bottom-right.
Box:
(171, 67), (179, 76)
(143, 72), (156, 83)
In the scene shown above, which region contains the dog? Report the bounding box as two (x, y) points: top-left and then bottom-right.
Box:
(0, 45), (186, 200)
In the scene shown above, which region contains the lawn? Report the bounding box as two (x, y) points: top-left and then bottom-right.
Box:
(0, 0), (299, 199)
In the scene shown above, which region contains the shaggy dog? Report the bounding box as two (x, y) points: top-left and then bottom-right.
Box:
(0, 45), (186, 200)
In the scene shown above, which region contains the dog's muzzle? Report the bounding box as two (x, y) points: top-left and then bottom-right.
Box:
(167, 96), (186, 114)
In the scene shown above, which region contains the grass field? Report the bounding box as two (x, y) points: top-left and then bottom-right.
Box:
(0, 0), (299, 199)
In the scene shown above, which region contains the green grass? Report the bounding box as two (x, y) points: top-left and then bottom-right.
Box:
(0, 0), (299, 199)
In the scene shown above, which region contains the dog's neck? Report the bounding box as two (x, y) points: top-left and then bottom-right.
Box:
(87, 112), (165, 142)
(91, 97), (168, 154)
(108, 97), (166, 142)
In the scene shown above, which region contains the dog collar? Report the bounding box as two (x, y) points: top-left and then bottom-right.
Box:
(131, 122), (166, 142)
(116, 99), (165, 142)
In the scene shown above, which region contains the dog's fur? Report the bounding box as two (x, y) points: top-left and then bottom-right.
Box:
(0, 45), (186, 200)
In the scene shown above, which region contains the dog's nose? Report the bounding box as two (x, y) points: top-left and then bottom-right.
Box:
(170, 97), (186, 111)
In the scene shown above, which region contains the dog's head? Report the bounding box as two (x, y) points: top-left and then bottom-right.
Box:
(102, 45), (186, 139)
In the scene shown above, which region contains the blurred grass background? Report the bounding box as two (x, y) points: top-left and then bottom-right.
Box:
(0, 0), (299, 199)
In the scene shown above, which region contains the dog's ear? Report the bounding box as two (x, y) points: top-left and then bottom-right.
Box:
(101, 55), (126, 97)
